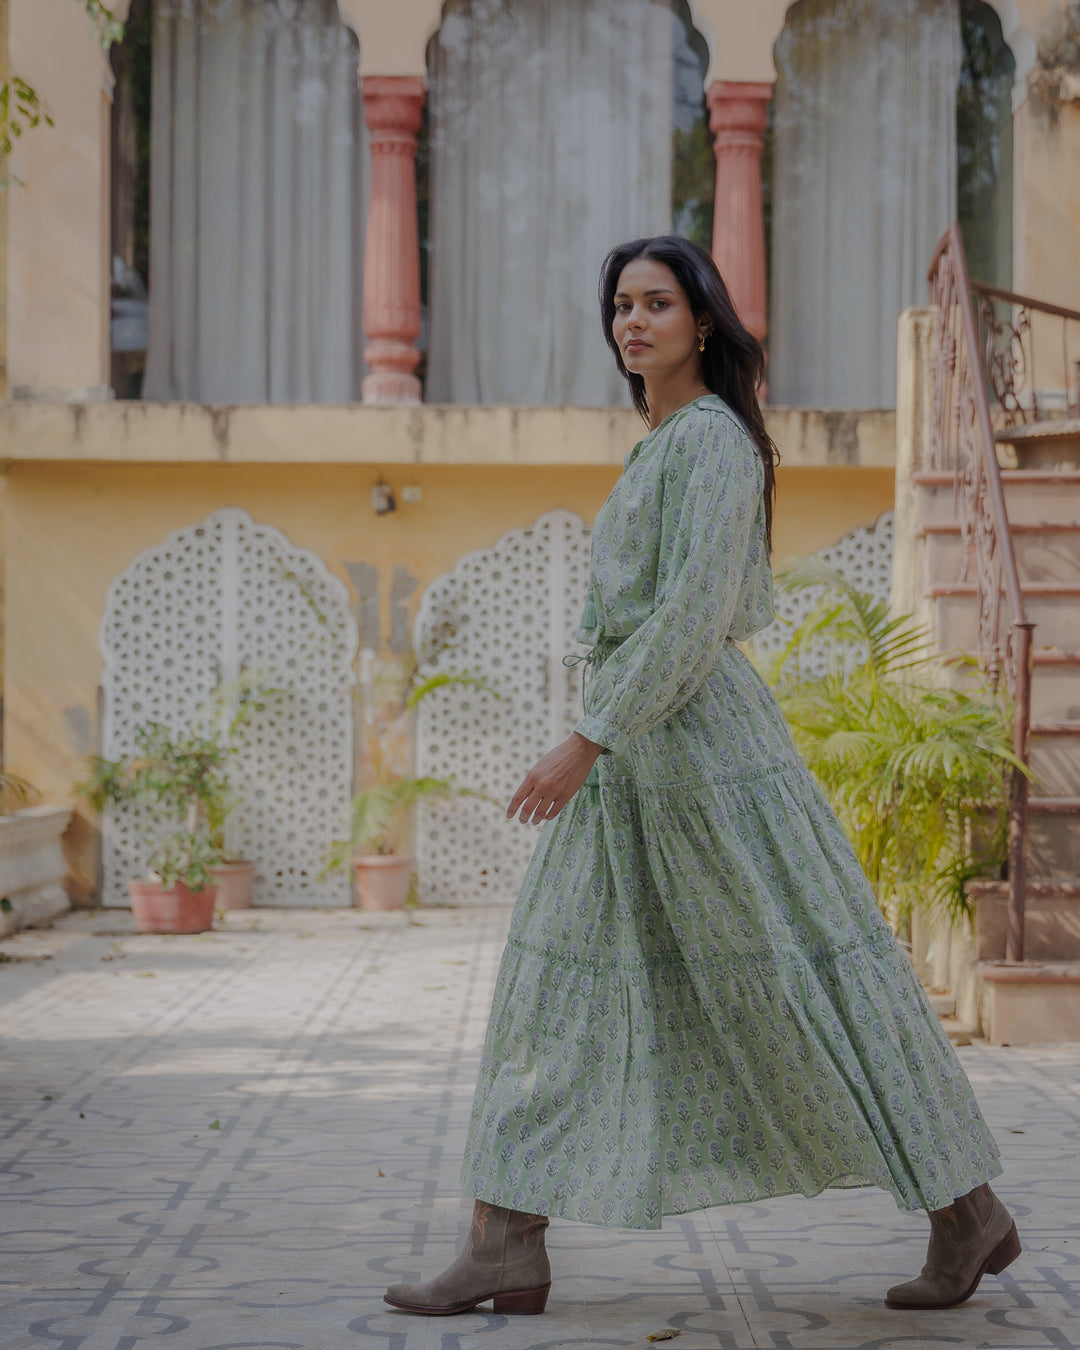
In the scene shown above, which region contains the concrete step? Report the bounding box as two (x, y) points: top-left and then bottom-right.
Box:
(977, 959), (1080, 1044)
(1025, 798), (1080, 875)
(995, 418), (1080, 472)
(942, 648), (1080, 713)
(914, 469), (1080, 527)
(1031, 727), (1080, 797)
(968, 877), (1080, 961)
(923, 523), (1080, 585)
(928, 586), (1080, 651)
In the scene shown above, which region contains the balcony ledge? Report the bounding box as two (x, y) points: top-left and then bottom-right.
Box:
(0, 401), (897, 469)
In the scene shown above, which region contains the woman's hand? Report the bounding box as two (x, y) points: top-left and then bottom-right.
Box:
(507, 732), (605, 825)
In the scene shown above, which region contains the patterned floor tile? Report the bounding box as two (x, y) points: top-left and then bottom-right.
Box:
(0, 907), (1077, 1349)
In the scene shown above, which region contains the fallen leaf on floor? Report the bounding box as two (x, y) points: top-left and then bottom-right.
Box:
(209, 1119), (221, 1130)
(134, 972), (155, 978)
(377, 1167), (386, 1177)
(646, 1332), (681, 1342)
(424, 985), (446, 992)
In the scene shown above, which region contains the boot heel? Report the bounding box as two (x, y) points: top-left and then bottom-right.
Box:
(492, 1283), (551, 1315)
(985, 1223), (1022, 1276)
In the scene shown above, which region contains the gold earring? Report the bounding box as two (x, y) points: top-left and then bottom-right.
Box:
(698, 333), (707, 353)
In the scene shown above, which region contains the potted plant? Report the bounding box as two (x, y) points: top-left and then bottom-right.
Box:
(198, 669), (278, 909)
(76, 723), (227, 933)
(759, 557), (1026, 930)
(325, 653), (494, 911)
(203, 780), (256, 910)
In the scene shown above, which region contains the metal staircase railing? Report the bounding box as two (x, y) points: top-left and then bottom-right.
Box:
(927, 224), (1034, 963)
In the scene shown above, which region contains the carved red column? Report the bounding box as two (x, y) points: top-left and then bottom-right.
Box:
(361, 76), (425, 405)
(707, 81), (771, 346)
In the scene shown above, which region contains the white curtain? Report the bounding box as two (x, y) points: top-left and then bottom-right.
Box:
(769, 0), (961, 408)
(426, 0), (674, 407)
(144, 0), (367, 403)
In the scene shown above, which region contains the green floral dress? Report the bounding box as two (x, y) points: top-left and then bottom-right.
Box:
(461, 394), (1002, 1230)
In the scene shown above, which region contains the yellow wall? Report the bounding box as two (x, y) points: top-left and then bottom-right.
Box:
(3, 457), (894, 898)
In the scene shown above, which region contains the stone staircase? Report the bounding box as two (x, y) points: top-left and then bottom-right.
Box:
(912, 461), (1080, 1043)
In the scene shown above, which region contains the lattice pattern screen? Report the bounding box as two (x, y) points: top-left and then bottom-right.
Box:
(748, 511), (895, 676)
(414, 508), (894, 906)
(413, 509), (593, 905)
(100, 508), (358, 907)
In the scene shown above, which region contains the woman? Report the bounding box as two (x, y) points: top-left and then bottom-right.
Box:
(384, 236), (1019, 1317)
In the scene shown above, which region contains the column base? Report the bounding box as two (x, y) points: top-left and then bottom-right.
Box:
(362, 371), (422, 406)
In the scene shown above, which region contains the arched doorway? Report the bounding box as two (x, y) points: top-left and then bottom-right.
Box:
(767, 0), (1014, 408)
(412, 509), (593, 904)
(99, 509), (358, 907)
(109, 0), (370, 403)
(422, 0), (713, 406)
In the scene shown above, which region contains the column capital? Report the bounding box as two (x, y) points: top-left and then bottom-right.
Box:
(361, 76), (426, 138)
(706, 80), (772, 138)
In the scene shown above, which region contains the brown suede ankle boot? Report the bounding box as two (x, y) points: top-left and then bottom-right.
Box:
(885, 1183), (1021, 1309)
(383, 1200), (551, 1316)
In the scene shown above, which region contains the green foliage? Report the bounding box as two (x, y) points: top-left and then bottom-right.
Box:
(326, 650), (499, 869)
(762, 559), (1025, 928)
(75, 722), (228, 887)
(75, 668), (280, 878)
(76, 722), (228, 820)
(0, 770), (38, 814)
(146, 828), (221, 893)
(1, 2), (124, 185)
(325, 776), (490, 867)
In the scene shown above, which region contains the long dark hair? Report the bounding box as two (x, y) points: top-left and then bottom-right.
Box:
(599, 235), (778, 552)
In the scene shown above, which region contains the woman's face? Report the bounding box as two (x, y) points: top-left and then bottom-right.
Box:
(612, 258), (708, 380)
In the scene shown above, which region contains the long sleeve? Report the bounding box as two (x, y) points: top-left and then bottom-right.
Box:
(574, 415), (768, 757)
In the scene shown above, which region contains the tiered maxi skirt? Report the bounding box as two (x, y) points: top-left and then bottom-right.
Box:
(460, 636), (1002, 1230)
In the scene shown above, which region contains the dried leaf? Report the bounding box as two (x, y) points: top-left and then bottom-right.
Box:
(209, 1119), (221, 1130)
(377, 1167), (386, 1177)
(646, 1332), (681, 1343)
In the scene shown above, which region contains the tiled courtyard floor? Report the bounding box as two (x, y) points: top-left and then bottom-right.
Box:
(0, 904), (1078, 1350)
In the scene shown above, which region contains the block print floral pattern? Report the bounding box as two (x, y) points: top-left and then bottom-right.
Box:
(461, 397), (1002, 1229)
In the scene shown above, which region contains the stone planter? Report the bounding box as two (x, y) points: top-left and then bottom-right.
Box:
(208, 859), (256, 909)
(0, 806), (73, 939)
(353, 854), (412, 911)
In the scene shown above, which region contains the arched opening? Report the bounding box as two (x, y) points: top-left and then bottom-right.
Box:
(767, 0), (1015, 409)
(109, 0), (152, 400)
(421, 0), (713, 407)
(109, 0), (369, 404)
(958, 0), (1014, 288)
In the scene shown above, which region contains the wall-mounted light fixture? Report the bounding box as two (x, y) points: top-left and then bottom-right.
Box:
(371, 480), (396, 515)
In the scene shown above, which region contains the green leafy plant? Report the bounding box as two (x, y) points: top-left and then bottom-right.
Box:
(193, 667), (279, 860)
(146, 828), (221, 893)
(76, 723), (228, 890)
(75, 669), (280, 884)
(325, 650), (498, 870)
(760, 557), (1026, 928)
(0, 770), (38, 815)
(1, 2), (124, 186)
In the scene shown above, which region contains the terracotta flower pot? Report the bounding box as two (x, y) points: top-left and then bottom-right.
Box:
(128, 878), (218, 934)
(208, 859), (256, 909)
(353, 854), (413, 911)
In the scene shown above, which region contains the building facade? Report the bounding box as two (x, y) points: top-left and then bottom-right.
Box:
(1, 0), (1077, 904)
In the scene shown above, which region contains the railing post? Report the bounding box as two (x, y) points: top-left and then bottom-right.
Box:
(1006, 621), (1035, 963)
